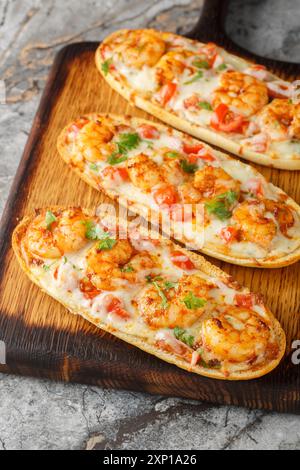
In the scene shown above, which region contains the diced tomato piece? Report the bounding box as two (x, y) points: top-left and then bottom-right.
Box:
(199, 42), (218, 67)
(79, 278), (102, 299)
(235, 293), (255, 309)
(138, 124), (160, 140)
(183, 142), (204, 155)
(211, 104), (245, 133)
(219, 226), (239, 244)
(153, 185), (178, 207)
(102, 167), (129, 184)
(106, 296), (131, 320)
(53, 267), (58, 280)
(159, 81), (177, 106)
(100, 44), (110, 60)
(171, 251), (195, 270)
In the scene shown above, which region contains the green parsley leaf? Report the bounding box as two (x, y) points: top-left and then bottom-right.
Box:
(63, 256), (68, 264)
(89, 163), (99, 172)
(97, 237), (117, 250)
(42, 260), (57, 272)
(117, 132), (141, 154)
(198, 101), (213, 111)
(45, 211), (57, 230)
(173, 327), (194, 348)
(165, 151), (180, 159)
(217, 63), (227, 71)
(192, 59), (209, 69)
(120, 265), (134, 273)
(107, 154), (128, 165)
(205, 190), (238, 220)
(101, 59), (112, 76)
(182, 292), (207, 310)
(107, 132), (141, 165)
(180, 159), (198, 174)
(83, 221), (106, 240)
(152, 281), (168, 309)
(164, 281), (178, 290)
(184, 71), (203, 85)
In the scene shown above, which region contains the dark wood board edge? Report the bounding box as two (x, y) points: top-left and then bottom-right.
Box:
(0, 42), (98, 274)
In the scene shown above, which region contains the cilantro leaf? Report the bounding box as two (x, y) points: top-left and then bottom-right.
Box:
(192, 59), (209, 69)
(101, 59), (112, 76)
(83, 221), (105, 240)
(120, 265), (134, 273)
(205, 190), (238, 220)
(107, 154), (128, 165)
(217, 63), (227, 71)
(182, 292), (207, 310)
(89, 163), (99, 172)
(45, 211), (57, 230)
(107, 132), (141, 165)
(173, 327), (194, 348)
(165, 151), (180, 159)
(198, 101), (213, 111)
(164, 281), (178, 290)
(97, 237), (116, 250)
(184, 71), (203, 85)
(180, 159), (198, 174)
(152, 281), (168, 309)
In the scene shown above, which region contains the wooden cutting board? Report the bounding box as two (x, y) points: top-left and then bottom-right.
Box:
(0, 0), (299, 412)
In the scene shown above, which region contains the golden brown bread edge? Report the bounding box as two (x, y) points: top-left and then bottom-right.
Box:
(95, 29), (300, 170)
(12, 206), (286, 381)
(57, 113), (300, 268)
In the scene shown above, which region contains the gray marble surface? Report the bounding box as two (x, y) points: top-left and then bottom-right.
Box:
(0, 0), (300, 450)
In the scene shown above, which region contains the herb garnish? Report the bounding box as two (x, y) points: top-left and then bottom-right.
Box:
(180, 159), (198, 174)
(101, 59), (112, 76)
(192, 59), (210, 69)
(107, 132), (141, 165)
(45, 211), (57, 230)
(205, 190), (238, 220)
(182, 292), (207, 310)
(173, 327), (194, 348)
(97, 237), (117, 251)
(184, 71), (203, 85)
(198, 101), (213, 111)
(120, 265), (134, 273)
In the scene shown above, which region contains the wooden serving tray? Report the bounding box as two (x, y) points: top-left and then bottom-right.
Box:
(0, 0), (299, 412)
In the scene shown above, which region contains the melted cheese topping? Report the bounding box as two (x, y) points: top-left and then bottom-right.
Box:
(100, 30), (300, 162)
(65, 115), (300, 263)
(24, 218), (279, 377)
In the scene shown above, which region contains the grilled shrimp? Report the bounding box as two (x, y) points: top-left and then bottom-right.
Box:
(233, 200), (276, 249)
(213, 71), (268, 117)
(193, 165), (240, 200)
(127, 154), (165, 191)
(26, 208), (90, 259)
(201, 307), (272, 363)
(138, 274), (212, 329)
(178, 183), (202, 204)
(257, 99), (300, 141)
(76, 119), (115, 162)
(264, 199), (295, 236)
(111, 29), (166, 69)
(155, 50), (192, 84)
(86, 240), (157, 290)
(161, 158), (188, 186)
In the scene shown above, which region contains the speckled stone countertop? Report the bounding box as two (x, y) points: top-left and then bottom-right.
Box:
(0, 0), (300, 450)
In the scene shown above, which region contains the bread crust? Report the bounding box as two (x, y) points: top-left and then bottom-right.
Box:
(12, 205), (286, 381)
(57, 113), (300, 268)
(95, 29), (300, 170)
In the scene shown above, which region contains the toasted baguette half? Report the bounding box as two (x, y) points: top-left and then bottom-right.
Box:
(96, 29), (300, 170)
(13, 206), (286, 380)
